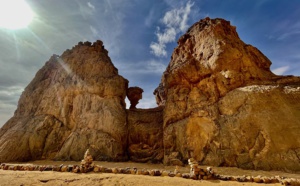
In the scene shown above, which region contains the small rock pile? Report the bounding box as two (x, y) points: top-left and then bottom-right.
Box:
(188, 158), (215, 180)
(79, 149), (94, 173)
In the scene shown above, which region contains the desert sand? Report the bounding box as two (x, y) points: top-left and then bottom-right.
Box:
(1, 161), (300, 186)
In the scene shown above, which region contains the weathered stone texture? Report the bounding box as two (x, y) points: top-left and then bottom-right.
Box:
(127, 107), (164, 163)
(0, 40), (129, 162)
(160, 17), (300, 171)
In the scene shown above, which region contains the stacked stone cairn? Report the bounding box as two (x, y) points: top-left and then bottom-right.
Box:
(79, 149), (94, 173)
(1, 156), (300, 185)
(188, 158), (215, 180)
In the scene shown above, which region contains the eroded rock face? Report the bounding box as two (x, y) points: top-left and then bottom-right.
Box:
(160, 17), (300, 171)
(0, 40), (129, 162)
(127, 107), (164, 163)
(153, 83), (166, 106)
(214, 85), (300, 171)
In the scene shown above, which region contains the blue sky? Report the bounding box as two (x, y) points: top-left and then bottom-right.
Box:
(0, 0), (300, 126)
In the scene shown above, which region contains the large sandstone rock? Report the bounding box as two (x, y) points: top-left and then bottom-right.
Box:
(0, 40), (129, 162)
(160, 17), (300, 171)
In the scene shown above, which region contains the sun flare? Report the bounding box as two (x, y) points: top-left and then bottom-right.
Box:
(0, 0), (34, 30)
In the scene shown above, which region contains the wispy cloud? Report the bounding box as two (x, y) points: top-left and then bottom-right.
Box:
(272, 21), (300, 41)
(277, 31), (300, 41)
(145, 8), (155, 27)
(119, 59), (166, 74)
(272, 65), (290, 75)
(87, 2), (95, 11)
(89, 25), (98, 36)
(150, 1), (194, 57)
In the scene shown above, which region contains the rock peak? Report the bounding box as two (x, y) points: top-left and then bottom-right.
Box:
(183, 17), (237, 39)
(0, 39), (129, 162)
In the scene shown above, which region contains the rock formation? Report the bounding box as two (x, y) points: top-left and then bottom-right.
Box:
(127, 86), (143, 109)
(1, 17), (300, 172)
(160, 17), (300, 171)
(0, 40), (129, 162)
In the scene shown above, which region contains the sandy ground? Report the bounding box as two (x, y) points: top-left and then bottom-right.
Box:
(0, 161), (299, 186)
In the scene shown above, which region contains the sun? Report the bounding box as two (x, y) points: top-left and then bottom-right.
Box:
(0, 0), (34, 30)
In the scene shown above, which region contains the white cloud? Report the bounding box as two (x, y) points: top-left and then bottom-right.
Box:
(150, 1), (194, 57)
(150, 41), (167, 57)
(272, 65), (290, 75)
(157, 27), (177, 43)
(162, 1), (193, 32)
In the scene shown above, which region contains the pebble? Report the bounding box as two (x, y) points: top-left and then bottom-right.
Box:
(104, 168), (112, 173)
(142, 170), (150, 175)
(263, 177), (271, 183)
(72, 166), (80, 173)
(61, 165), (68, 172)
(175, 173), (182, 177)
(67, 165), (73, 172)
(28, 166), (34, 171)
(161, 170), (169, 177)
(149, 169), (161, 176)
(112, 168), (118, 174)
(52, 166), (60, 171)
(237, 176), (247, 182)
(93, 166), (100, 172)
(182, 173), (190, 179)
(130, 168), (136, 174)
(99, 166), (106, 172)
(168, 172), (175, 177)
(255, 176), (264, 183)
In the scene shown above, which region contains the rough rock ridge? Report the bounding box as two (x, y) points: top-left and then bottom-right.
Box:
(0, 41), (129, 162)
(159, 17), (300, 171)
